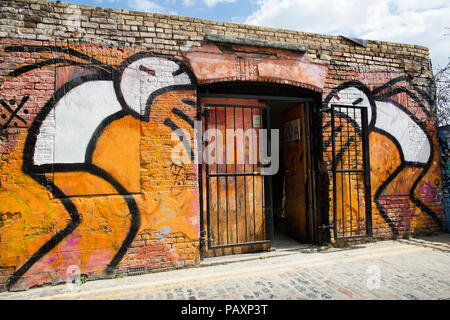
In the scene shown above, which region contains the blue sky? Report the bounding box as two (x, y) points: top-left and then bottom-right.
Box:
(68, 0), (258, 22)
(61, 0), (449, 70)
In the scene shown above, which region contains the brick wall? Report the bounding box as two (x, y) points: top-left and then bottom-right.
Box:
(0, 38), (200, 291)
(0, 0), (433, 70)
(0, 0), (445, 291)
(438, 125), (450, 232)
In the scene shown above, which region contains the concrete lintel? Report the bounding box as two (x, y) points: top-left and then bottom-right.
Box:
(340, 36), (367, 48)
(205, 33), (308, 53)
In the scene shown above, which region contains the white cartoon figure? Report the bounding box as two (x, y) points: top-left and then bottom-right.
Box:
(3, 46), (196, 289)
(324, 79), (440, 236)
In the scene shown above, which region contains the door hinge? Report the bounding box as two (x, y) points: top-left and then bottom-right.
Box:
(200, 230), (207, 247)
(201, 106), (211, 117)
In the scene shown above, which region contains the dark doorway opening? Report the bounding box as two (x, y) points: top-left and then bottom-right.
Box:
(198, 82), (324, 259)
(267, 100), (316, 245)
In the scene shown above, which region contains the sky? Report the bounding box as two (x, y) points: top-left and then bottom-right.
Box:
(64, 0), (449, 71)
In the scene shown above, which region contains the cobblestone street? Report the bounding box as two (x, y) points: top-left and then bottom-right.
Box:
(1, 234), (449, 300)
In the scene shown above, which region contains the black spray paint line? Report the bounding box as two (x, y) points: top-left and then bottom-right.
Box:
(11, 48), (198, 286)
(0, 96), (29, 128)
(370, 127), (405, 236)
(323, 78), (442, 235)
(334, 136), (356, 165)
(140, 84), (197, 122)
(85, 110), (129, 164)
(322, 124), (343, 150)
(8, 174), (81, 289)
(8, 60), (113, 78)
(172, 108), (195, 128)
(323, 80), (378, 131)
(164, 118), (195, 161)
(181, 98), (196, 107)
(114, 51), (197, 122)
(4, 45), (115, 75)
(353, 98), (363, 105)
(407, 162), (443, 228)
(372, 76), (432, 111)
(86, 164), (141, 272)
(375, 87), (431, 118)
(374, 97), (441, 227)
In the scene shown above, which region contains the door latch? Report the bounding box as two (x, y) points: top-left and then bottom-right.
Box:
(318, 224), (334, 231)
(200, 230), (207, 247)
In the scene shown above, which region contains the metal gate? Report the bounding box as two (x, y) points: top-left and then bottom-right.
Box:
(330, 104), (372, 240)
(203, 103), (272, 250)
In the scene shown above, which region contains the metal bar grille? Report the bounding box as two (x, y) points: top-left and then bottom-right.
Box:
(205, 103), (272, 249)
(331, 104), (372, 240)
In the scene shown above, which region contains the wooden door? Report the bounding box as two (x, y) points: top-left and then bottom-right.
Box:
(201, 97), (271, 258)
(282, 104), (308, 242)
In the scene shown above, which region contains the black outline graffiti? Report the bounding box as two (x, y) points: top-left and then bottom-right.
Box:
(4, 45), (115, 78)
(323, 77), (442, 236)
(163, 99), (197, 186)
(437, 129), (449, 232)
(3, 45), (197, 289)
(113, 51), (196, 122)
(172, 107), (195, 128)
(0, 96), (29, 129)
(163, 98), (198, 162)
(165, 162), (187, 186)
(164, 118), (195, 162)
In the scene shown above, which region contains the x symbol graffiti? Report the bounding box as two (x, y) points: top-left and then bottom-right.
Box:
(0, 96), (29, 129)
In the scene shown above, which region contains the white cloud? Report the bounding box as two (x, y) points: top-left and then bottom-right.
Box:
(126, 0), (178, 15)
(94, 0), (121, 4)
(204, 0), (236, 8)
(244, 0), (450, 70)
(127, 0), (164, 11)
(183, 0), (196, 5)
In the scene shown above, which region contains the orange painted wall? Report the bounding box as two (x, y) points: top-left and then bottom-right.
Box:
(0, 38), (445, 292)
(0, 41), (200, 291)
(323, 71), (445, 240)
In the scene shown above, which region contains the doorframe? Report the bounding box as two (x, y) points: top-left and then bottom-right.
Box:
(197, 93), (318, 259)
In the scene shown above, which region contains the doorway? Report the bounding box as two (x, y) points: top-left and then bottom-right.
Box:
(200, 97), (272, 258)
(198, 82), (320, 259)
(269, 100), (315, 244)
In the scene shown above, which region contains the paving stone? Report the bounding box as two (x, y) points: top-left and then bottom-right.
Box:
(0, 237), (449, 300)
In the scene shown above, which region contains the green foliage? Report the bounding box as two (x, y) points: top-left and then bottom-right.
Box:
(80, 274), (88, 285)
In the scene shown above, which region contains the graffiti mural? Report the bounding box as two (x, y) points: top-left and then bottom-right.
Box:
(437, 126), (450, 232)
(0, 96), (30, 130)
(323, 75), (444, 237)
(0, 42), (199, 290)
(0, 38), (445, 291)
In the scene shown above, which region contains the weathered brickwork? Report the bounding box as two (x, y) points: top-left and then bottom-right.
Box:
(0, 0), (445, 291)
(322, 70), (444, 240)
(0, 37), (200, 292)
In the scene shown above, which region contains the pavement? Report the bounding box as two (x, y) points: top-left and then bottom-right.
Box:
(0, 233), (449, 300)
